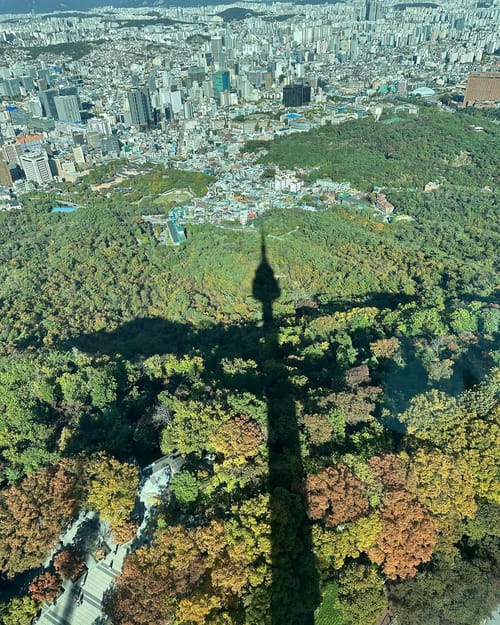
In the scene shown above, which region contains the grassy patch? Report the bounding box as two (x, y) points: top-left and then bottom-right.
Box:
(152, 190), (193, 210)
(315, 583), (345, 625)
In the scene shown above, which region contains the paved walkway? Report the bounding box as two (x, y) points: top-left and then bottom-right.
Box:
(35, 454), (183, 625)
(37, 546), (127, 625)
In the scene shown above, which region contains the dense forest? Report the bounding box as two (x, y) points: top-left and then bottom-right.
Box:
(25, 41), (107, 61)
(244, 108), (499, 191)
(0, 114), (498, 624)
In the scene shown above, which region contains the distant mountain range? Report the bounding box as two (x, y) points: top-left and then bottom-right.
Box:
(0, 0), (347, 14)
(0, 0), (244, 13)
(0, 0), (352, 14)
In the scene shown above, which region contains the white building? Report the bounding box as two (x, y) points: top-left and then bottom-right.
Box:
(20, 152), (53, 184)
(274, 171), (304, 193)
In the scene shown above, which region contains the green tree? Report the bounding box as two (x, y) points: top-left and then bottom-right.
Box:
(0, 597), (39, 625)
(314, 583), (345, 625)
(338, 563), (386, 625)
(388, 551), (498, 625)
(170, 471), (200, 508)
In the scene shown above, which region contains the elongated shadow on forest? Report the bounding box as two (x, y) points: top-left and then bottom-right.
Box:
(56, 292), (417, 362)
(53, 243), (495, 623)
(252, 235), (319, 624)
(55, 239), (321, 623)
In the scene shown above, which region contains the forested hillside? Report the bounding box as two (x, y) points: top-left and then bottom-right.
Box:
(244, 108), (499, 190)
(0, 140), (498, 623)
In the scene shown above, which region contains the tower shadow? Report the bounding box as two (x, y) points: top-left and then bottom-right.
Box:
(253, 234), (319, 625)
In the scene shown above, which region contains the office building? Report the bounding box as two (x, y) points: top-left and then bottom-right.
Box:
(1, 141), (23, 166)
(9, 108), (30, 126)
(73, 146), (86, 165)
(27, 98), (43, 117)
(102, 135), (121, 155)
(2, 161), (23, 185)
(0, 78), (21, 97)
(20, 75), (35, 91)
(87, 118), (112, 136)
(127, 87), (153, 128)
(212, 70), (230, 99)
(364, 0), (381, 21)
(59, 86), (79, 98)
(464, 72), (500, 107)
(0, 160), (14, 186)
(282, 84), (311, 107)
(38, 89), (59, 119)
(37, 68), (53, 87)
(169, 88), (183, 117)
(183, 101), (194, 120)
(54, 95), (81, 123)
(20, 152), (53, 184)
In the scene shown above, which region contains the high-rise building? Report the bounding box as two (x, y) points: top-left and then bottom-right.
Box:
(187, 66), (205, 87)
(9, 108), (30, 126)
(27, 98), (43, 117)
(59, 86), (79, 98)
(127, 87), (153, 128)
(363, 0), (381, 20)
(212, 70), (230, 99)
(20, 152), (53, 184)
(169, 88), (183, 117)
(87, 118), (112, 136)
(102, 136), (121, 155)
(282, 84), (311, 107)
(38, 89), (58, 119)
(0, 160), (14, 186)
(20, 75), (35, 91)
(59, 86), (81, 110)
(37, 68), (53, 87)
(1, 141), (23, 166)
(464, 72), (500, 107)
(73, 146), (86, 165)
(184, 101), (194, 120)
(0, 78), (21, 97)
(211, 37), (223, 56)
(210, 36), (224, 66)
(54, 95), (81, 123)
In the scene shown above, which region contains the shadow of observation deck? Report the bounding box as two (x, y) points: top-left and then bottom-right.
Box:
(252, 234), (319, 624)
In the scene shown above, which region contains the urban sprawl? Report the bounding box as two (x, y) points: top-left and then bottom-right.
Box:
(0, 0), (499, 238)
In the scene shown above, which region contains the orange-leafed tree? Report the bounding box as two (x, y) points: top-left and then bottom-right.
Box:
(53, 547), (85, 581)
(0, 458), (82, 576)
(29, 571), (62, 604)
(368, 453), (409, 491)
(307, 464), (369, 526)
(104, 524), (207, 625)
(368, 489), (437, 579)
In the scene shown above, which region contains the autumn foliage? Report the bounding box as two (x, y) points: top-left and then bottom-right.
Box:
(29, 571), (62, 604)
(0, 458), (82, 576)
(307, 464), (369, 526)
(368, 490), (437, 579)
(0, 180), (498, 625)
(53, 548), (86, 581)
